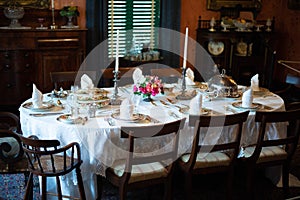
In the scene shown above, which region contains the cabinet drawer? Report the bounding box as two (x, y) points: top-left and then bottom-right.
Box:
(0, 51), (35, 72)
(0, 72), (34, 105)
(37, 38), (80, 48)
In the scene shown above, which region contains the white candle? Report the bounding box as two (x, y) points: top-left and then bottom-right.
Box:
(115, 30), (119, 72)
(51, 0), (54, 9)
(183, 27), (188, 69)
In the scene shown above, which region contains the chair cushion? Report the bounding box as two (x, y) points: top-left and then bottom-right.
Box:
(243, 146), (288, 163)
(181, 152), (231, 169)
(32, 155), (80, 174)
(110, 159), (168, 183)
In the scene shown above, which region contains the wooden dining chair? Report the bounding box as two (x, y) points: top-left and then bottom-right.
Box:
(103, 119), (186, 200)
(19, 135), (86, 200)
(150, 68), (181, 84)
(100, 67), (140, 87)
(50, 71), (78, 90)
(177, 111), (249, 200)
(274, 73), (300, 104)
(0, 112), (32, 199)
(240, 109), (300, 199)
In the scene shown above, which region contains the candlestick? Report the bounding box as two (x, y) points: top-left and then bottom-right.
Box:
(51, 0), (55, 9)
(110, 70), (122, 105)
(115, 30), (119, 72)
(183, 27), (188, 69)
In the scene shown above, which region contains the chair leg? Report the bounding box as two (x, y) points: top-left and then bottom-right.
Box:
(119, 184), (127, 200)
(282, 163), (290, 197)
(226, 168), (234, 200)
(23, 172), (33, 200)
(164, 179), (172, 200)
(246, 166), (254, 200)
(41, 176), (47, 200)
(184, 173), (193, 200)
(76, 167), (86, 200)
(96, 175), (103, 200)
(56, 176), (62, 200)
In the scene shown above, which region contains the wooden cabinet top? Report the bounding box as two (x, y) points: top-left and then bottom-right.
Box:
(0, 29), (87, 50)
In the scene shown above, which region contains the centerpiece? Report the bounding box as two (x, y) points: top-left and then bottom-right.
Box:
(59, 6), (79, 28)
(133, 75), (164, 102)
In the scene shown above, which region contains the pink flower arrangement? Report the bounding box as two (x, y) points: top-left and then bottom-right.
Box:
(133, 75), (164, 98)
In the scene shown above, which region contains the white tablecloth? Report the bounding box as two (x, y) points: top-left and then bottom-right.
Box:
(19, 86), (285, 199)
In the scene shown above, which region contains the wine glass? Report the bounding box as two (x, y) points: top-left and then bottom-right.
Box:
(37, 17), (47, 29)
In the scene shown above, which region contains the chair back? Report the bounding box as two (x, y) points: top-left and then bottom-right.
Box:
(0, 112), (21, 133)
(20, 135), (82, 176)
(50, 71), (78, 90)
(100, 67), (140, 87)
(250, 109), (300, 163)
(0, 112), (24, 165)
(150, 68), (181, 83)
(187, 111), (249, 170)
(120, 119), (185, 183)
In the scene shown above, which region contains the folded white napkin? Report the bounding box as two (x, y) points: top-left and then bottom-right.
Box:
(81, 74), (94, 90)
(242, 89), (253, 108)
(119, 98), (134, 119)
(251, 74), (259, 91)
(185, 68), (195, 85)
(132, 68), (145, 85)
(32, 83), (43, 108)
(189, 93), (203, 115)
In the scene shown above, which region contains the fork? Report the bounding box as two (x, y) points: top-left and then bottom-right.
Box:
(105, 117), (115, 126)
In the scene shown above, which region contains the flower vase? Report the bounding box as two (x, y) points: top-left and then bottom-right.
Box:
(143, 94), (152, 102)
(67, 16), (74, 27)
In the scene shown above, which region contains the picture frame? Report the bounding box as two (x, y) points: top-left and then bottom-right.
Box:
(0, 0), (50, 9)
(207, 0), (262, 12)
(288, 0), (300, 10)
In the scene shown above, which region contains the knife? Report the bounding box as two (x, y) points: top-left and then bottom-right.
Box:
(29, 112), (64, 117)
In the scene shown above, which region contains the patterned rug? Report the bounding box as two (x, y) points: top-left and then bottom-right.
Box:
(0, 174), (40, 200)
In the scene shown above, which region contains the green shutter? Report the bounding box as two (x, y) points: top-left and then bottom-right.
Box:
(108, 0), (160, 58)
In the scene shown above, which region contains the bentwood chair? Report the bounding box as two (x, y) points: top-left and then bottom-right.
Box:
(20, 135), (86, 200)
(104, 119), (186, 200)
(177, 111), (249, 200)
(241, 109), (300, 199)
(0, 112), (31, 198)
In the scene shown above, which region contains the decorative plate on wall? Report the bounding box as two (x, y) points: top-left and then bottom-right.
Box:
(208, 41), (225, 56)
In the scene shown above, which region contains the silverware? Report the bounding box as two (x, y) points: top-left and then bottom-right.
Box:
(168, 111), (180, 119)
(105, 117), (115, 126)
(29, 112), (64, 117)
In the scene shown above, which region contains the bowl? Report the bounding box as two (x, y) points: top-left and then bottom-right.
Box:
(4, 6), (25, 28)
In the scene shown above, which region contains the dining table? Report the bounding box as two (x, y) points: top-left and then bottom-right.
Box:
(19, 83), (286, 199)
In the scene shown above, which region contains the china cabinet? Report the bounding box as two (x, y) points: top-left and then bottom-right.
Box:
(196, 16), (276, 87)
(0, 29), (86, 111)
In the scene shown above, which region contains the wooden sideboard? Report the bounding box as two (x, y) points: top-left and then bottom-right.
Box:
(196, 16), (277, 87)
(0, 29), (87, 110)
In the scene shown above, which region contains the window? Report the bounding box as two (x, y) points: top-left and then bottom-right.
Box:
(108, 0), (160, 58)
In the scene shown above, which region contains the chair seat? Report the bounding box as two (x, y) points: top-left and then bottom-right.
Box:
(180, 151), (231, 169)
(243, 146), (288, 163)
(110, 159), (168, 184)
(33, 155), (80, 174)
(0, 156), (28, 173)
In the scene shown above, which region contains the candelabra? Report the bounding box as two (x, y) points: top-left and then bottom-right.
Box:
(50, 7), (58, 29)
(176, 68), (196, 100)
(110, 70), (122, 105)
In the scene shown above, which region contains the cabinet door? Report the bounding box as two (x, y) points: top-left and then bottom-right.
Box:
(38, 49), (84, 92)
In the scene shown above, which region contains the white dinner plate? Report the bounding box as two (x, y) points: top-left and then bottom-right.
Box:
(22, 102), (54, 112)
(232, 101), (261, 110)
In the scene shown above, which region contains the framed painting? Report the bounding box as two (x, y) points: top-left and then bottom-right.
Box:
(0, 0), (50, 9)
(207, 0), (262, 12)
(288, 0), (300, 10)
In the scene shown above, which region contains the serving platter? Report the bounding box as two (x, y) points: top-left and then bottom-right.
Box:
(22, 102), (54, 112)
